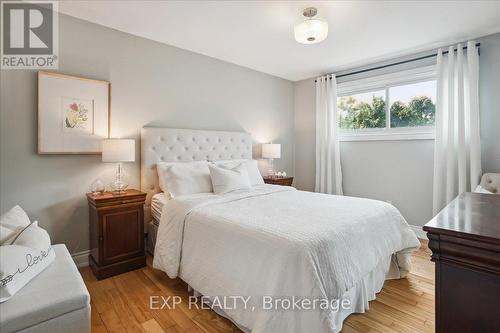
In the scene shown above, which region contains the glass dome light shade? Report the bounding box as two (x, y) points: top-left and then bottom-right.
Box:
(294, 18), (328, 44)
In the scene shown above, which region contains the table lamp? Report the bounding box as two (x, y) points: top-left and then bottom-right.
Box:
(262, 143), (281, 176)
(101, 139), (135, 194)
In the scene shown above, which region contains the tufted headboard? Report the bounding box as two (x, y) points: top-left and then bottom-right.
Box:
(141, 127), (253, 222)
(479, 173), (500, 194)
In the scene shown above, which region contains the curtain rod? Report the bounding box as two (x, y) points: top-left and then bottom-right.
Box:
(315, 42), (480, 82)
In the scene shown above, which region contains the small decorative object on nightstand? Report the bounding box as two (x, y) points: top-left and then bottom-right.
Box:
(90, 179), (105, 195)
(263, 176), (294, 186)
(87, 189), (146, 280)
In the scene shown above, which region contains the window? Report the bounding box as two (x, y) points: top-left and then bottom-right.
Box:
(338, 90), (386, 129)
(336, 66), (436, 141)
(389, 81), (436, 128)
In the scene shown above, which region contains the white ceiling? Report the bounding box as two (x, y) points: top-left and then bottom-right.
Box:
(58, 1), (500, 81)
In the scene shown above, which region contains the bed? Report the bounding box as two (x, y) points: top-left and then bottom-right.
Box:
(141, 126), (420, 333)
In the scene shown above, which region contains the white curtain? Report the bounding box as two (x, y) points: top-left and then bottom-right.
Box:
(433, 41), (481, 214)
(315, 74), (343, 195)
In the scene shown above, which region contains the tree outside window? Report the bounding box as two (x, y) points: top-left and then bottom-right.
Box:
(337, 80), (436, 130)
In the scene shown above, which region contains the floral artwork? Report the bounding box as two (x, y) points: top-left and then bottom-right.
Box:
(38, 71), (109, 154)
(61, 97), (94, 135)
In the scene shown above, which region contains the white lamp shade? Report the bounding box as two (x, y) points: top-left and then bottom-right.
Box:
(262, 143), (281, 159)
(101, 139), (135, 162)
(294, 19), (328, 44)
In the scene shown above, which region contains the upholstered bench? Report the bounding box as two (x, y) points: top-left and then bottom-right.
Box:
(0, 244), (90, 333)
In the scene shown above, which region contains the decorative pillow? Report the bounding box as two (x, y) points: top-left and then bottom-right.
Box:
(215, 159), (264, 186)
(0, 222), (56, 303)
(474, 185), (494, 194)
(209, 163), (252, 194)
(0, 205), (38, 245)
(157, 161), (213, 197)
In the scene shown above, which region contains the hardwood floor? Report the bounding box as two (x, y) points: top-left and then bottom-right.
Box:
(80, 240), (434, 333)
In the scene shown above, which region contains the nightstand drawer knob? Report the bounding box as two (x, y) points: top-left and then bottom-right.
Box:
(99, 236), (103, 241)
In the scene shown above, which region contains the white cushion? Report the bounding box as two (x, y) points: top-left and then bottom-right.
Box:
(474, 185), (494, 194)
(215, 159), (264, 186)
(0, 226), (12, 245)
(13, 221), (50, 249)
(157, 161), (213, 197)
(209, 163), (251, 194)
(0, 244), (89, 332)
(0, 205), (37, 245)
(0, 223), (56, 303)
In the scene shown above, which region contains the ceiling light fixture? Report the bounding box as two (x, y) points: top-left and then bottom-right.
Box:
(294, 7), (328, 45)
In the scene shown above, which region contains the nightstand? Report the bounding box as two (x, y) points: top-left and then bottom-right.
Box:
(263, 176), (294, 186)
(87, 189), (146, 280)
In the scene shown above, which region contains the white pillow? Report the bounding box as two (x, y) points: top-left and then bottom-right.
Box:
(157, 161), (213, 197)
(215, 159), (264, 186)
(474, 185), (494, 194)
(0, 205), (38, 245)
(0, 222), (56, 303)
(209, 163), (252, 194)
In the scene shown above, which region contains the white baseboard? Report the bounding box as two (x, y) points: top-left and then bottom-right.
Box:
(409, 224), (428, 240)
(72, 250), (90, 268)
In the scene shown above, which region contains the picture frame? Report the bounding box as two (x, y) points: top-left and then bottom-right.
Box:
(37, 71), (110, 154)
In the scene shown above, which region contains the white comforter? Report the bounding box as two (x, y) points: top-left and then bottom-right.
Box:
(153, 185), (420, 332)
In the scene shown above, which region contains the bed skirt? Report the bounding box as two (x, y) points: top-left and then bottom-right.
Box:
(147, 220), (159, 255)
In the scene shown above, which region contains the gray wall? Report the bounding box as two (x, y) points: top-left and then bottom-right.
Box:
(293, 32), (500, 227)
(0, 15), (294, 254)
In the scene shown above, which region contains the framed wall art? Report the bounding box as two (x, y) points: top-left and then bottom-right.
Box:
(38, 71), (110, 154)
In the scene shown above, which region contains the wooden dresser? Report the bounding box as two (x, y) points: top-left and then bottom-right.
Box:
(423, 192), (500, 333)
(87, 189), (147, 280)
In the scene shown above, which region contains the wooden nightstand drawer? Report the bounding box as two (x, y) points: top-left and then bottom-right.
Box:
(263, 176), (294, 186)
(87, 189), (146, 280)
(88, 190), (146, 209)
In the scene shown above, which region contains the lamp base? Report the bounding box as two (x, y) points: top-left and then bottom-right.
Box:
(110, 163), (128, 194)
(110, 180), (128, 194)
(267, 158), (275, 176)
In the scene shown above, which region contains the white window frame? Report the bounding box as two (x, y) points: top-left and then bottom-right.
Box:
(337, 65), (436, 142)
